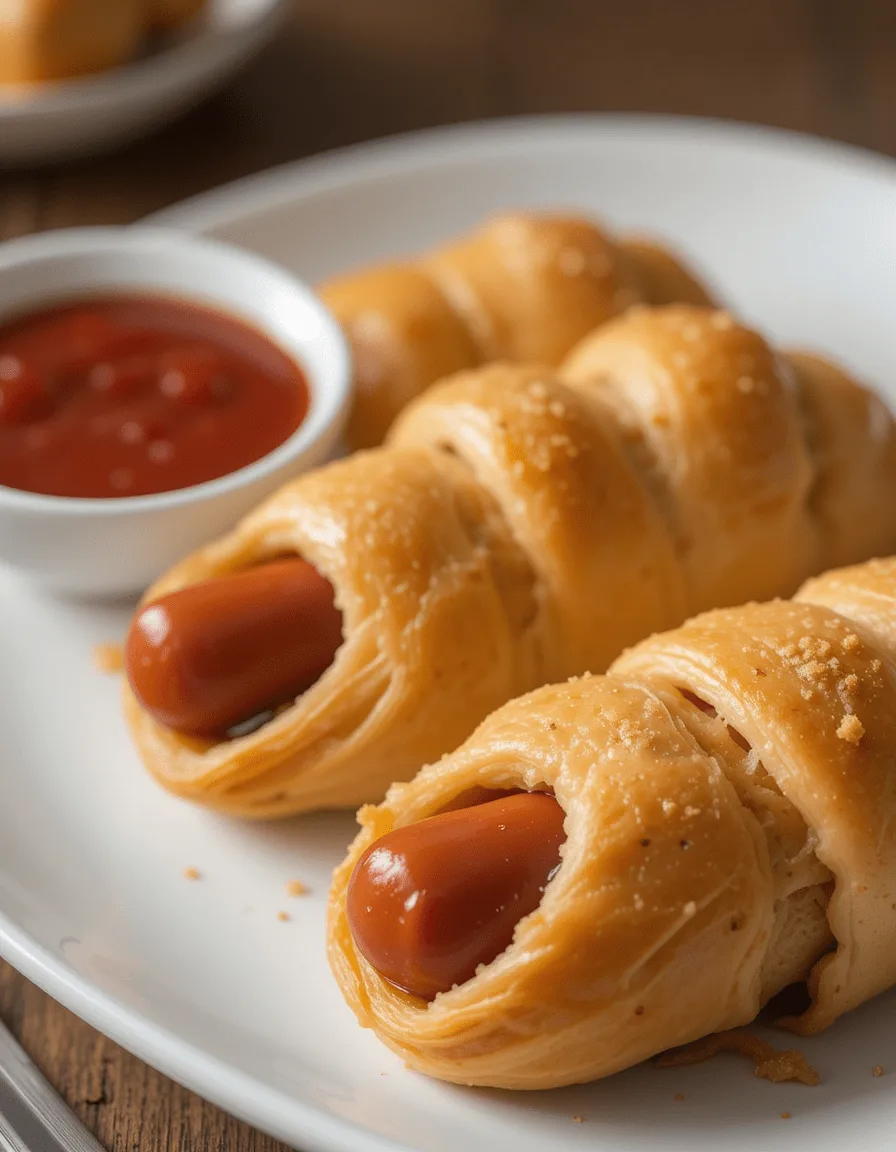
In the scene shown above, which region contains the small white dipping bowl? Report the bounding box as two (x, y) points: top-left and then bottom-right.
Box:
(0, 227), (351, 597)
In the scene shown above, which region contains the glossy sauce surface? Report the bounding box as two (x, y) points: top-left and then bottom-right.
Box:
(125, 558), (344, 738)
(346, 791), (566, 1001)
(0, 295), (309, 498)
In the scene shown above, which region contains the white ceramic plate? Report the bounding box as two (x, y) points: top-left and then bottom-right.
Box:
(0, 0), (287, 167)
(3, 116), (896, 1152)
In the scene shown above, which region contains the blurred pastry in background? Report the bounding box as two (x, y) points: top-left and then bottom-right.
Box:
(0, 0), (144, 85)
(0, 0), (209, 86)
(321, 212), (714, 450)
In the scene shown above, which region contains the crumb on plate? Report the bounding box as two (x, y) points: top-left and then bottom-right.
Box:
(92, 643), (124, 674)
(656, 1029), (819, 1086)
(286, 879), (309, 897)
(277, 910), (290, 922)
(183, 867), (201, 881)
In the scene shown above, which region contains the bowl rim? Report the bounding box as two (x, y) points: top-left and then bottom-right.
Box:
(0, 225), (352, 518)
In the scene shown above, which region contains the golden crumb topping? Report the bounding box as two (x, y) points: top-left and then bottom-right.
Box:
(836, 714), (865, 745)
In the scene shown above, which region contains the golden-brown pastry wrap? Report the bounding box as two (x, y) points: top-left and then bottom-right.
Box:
(122, 305), (896, 817)
(320, 212), (714, 449)
(327, 557), (896, 1089)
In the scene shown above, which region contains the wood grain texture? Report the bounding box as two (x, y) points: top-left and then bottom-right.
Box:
(0, 0), (893, 1148)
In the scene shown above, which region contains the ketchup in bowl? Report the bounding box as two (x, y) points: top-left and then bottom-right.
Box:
(0, 295), (310, 499)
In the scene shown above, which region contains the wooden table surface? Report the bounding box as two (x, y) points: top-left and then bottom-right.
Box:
(2, 1), (896, 1148)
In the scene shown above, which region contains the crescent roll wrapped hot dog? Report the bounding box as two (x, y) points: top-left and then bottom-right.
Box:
(122, 305), (896, 817)
(320, 212), (714, 449)
(327, 557), (896, 1089)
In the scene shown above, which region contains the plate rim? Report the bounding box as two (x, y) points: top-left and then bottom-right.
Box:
(4, 112), (896, 1152)
(150, 110), (896, 238)
(0, 911), (406, 1152)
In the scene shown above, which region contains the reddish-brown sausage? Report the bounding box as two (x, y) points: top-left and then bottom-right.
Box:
(346, 791), (566, 1001)
(125, 558), (343, 738)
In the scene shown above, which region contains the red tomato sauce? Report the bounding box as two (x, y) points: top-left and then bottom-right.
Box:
(0, 295), (310, 499)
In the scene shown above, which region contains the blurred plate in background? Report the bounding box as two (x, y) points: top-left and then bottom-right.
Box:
(0, 0), (289, 167)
